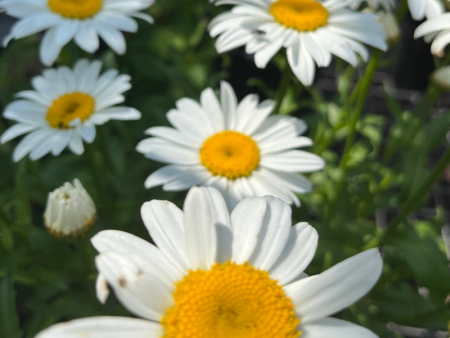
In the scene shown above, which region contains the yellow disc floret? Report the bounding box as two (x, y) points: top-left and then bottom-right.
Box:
(48, 0), (102, 19)
(162, 261), (301, 338)
(46, 92), (95, 129)
(200, 131), (260, 180)
(270, 0), (329, 32)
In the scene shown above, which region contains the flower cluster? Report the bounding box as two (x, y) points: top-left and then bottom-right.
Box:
(1, 0), (448, 336)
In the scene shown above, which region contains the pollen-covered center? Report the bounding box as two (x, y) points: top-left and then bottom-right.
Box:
(200, 131), (260, 180)
(162, 262), (300, 338)
(270, 0), (329, 32)
(48, 0), (102, 19)
(46, 92), (95, 129)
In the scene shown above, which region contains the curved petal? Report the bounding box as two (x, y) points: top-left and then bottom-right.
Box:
(35, 317), (163, 338)
(230, 197), (267, 264)
(140, 200), (190, 273)
(269, 222), (318, 285)
(285, 249), (383, 324)
(300, 317), (378, 338)
(248, 196), (292, 271)
(96, 251), (174, 321)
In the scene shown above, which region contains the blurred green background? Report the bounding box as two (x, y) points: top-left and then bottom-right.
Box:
(1, 0), (450, 337)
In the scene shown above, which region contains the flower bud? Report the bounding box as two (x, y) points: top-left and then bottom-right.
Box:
(431, 66), (450, 91)
(379, 11), (399, 45)
(44, 179), (96, 239)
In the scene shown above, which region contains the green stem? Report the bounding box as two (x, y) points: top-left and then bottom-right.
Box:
(97, 127), (116, 173)
(84, 144), (109, 208)
(326, 50), (382, 221)
(272, 62), (291, 115)
(0, 204), (12, 227)
(365, 145), (450, 249)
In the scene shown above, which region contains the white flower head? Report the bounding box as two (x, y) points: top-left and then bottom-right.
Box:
(415, 13), (450, 57)
(1, 59), (141, 162)
(208, 0), (388, 86)
(0, 0), (155, 66)
(407, 0), (443, 21)
(136, 81), (325, 210)
(36, 186), (383, 338)
(44, 178), (96, 239)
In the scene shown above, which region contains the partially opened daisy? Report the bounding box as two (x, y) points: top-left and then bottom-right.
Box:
(136, 81), (324, 209)
(1, 59), (141, 162)
(407, 0), (443, 21)
(36, 186), (383, 338)
(209, 0), (388, 86)
(0, 0), (154, 66)
(414, 14), (450, 57)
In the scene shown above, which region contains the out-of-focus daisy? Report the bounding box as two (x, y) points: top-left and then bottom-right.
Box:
(407, 0), (443, 21)
(36, 186), (383, 338)
(378, 11), (400, 45)
(209, 0), (387, 86)
(415, 14), (450, 57)
(0, 0), (154, 65)
(1, 59), (141, 162)
(44, 178), (96, 239)
(136, 81), (324, 209)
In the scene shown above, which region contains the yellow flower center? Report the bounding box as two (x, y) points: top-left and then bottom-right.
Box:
(270, 0), (329, 32)
(162, 262), (300, 338)
(200, 131), (260, 180)
(46, 92), (95, 129)
(48, 0), (102, 19)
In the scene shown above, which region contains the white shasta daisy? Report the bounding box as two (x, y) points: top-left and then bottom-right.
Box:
(208, 0), (388, 86)
(1, 59), (141, 162)
(44, 178), (96, 239)
(414, 13), (450, 57)
(407, 0), (443, 21)
(0, 0), (154, 66)
(136, 81), (325, 210)
(36, 186), (383, 338)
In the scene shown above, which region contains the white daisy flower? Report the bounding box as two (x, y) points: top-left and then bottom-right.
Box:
(414, 13), (450, 57)
(407, 0), (443, 21)
(136, 81), (325, 210)
(208, 0), (388, 86)
(35, 186), (383, 338)
(44, 178), (96, 239)
(431, 66), (450, 90)
(0, 0), (154, 66)
(0, 59), (141, 162)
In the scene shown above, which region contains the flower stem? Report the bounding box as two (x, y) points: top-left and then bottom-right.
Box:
(272, 62), (291, 115)
(84, 144), (109, 209)
(365, 145), (450, 249)
(326, 50), (382, 221)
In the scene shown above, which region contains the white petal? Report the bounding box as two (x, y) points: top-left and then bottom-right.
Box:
(269, 222), (318, 285)
(183, 187), (221, 270)
(285, 248), (383, 324)
(1, 123), (38, 144)
(261, 150), (325, 172)
(301, 317), (378, 338)
(140, 200), (190, 272)
(92, 230), (184, 281)
(68, 132), (84, 155)
(95, 273), (110, 304)
(35, 317), (163, 338)
(249, 196), (292, 271)
(220, 81), (237, 130)
(75, 21), (99, 52)
(77, 124), (96, 143)
(94, 23), (126, 54)
(230, 197), (267, 264)
(96, 251), (174, 321)
(40, 27), (63, 66)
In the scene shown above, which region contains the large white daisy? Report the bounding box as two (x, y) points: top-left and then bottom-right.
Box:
(0, 0), (154, 66)
(414, 13), (450, 57)
(36, 186), (383, 338)
(136, 81), (324, 210)
(0, 59), (141, 162)
(208, 0), (387, 86)
(407, 0), (443, 21)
